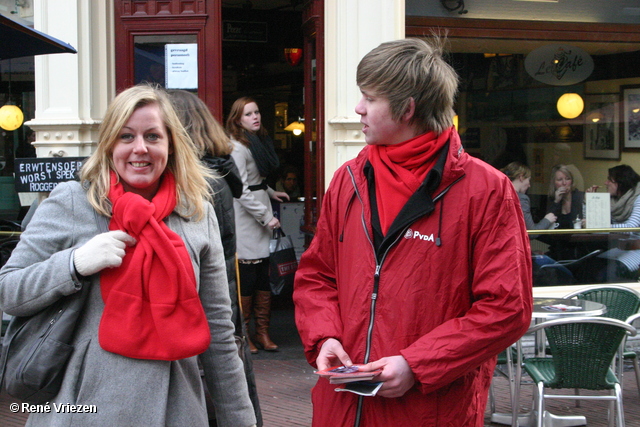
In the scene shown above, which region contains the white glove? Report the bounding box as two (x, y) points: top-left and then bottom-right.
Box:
(73, 230), (137, 276)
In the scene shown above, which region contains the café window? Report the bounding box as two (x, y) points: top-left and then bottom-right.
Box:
(443, 35), (640, 287)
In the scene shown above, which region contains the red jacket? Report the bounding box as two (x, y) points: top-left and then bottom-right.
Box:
(294, 131), (532, 427)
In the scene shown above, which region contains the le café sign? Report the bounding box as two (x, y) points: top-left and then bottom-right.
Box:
(525, 44), (594, 86)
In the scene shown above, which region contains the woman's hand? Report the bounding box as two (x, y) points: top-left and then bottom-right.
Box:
(267, 217), (281, 231)
(271, 191), (290, 202)
(73, 230), (136, 276)
(554, 186), (569, 203)
(544, 212), (557, 223)
(586, 185), (599, 193)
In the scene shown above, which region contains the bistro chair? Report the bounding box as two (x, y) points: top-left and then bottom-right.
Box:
(625, 313), (640, 398)
(523, 317), (636, 427)
(563, 284), (640, 396)
(489, 347), (519, 427)
(534, 249), (603, 286)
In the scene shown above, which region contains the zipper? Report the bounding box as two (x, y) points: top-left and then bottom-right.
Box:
(346, 166), (462, 427)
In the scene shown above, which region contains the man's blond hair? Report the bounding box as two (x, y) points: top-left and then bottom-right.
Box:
(356, 36), (458, 135)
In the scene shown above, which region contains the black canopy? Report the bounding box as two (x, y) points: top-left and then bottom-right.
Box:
(0, 13), (77, 60)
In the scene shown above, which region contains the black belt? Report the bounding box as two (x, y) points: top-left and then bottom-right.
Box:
(248, 180), (268, 192)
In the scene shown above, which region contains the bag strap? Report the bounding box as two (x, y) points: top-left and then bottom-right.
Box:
(272, 228), (286, 239)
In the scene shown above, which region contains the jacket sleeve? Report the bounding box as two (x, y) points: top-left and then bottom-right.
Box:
(0, 182), (86, 316)
(520, 193), (551, 231)
(230, 143), (274, 227)
(400, 180), (533, 395)
(293, 179), (343, 367)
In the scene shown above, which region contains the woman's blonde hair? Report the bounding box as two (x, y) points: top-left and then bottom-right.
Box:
(79, 84), (213, 220)
(168, 90), (233, 158)
(225, 96), (267, 146)
(356, 35), (458, 135)
(547, 164), (575, 197)
(501, 162), (531, 182)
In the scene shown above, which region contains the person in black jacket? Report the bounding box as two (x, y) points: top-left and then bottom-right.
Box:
(169, 89), (262, 427)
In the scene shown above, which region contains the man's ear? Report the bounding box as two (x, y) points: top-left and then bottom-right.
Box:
(401, 97), (416, 123)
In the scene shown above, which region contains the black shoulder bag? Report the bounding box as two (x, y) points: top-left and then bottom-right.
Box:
(0, 281), (89, 404)
(0, 205), (99, 404)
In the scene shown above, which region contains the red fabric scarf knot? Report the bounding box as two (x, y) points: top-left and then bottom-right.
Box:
(98, 171), (211, 361)
(368, 127), (452, 234)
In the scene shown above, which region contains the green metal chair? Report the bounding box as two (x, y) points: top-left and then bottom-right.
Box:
(563, 284), (640, 323)
(563, 284), (640, 396)
(523, 317), (637, 427)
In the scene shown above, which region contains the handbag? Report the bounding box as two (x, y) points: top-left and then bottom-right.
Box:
(0, 283), (89, 404)
(268, 228), (298, 296)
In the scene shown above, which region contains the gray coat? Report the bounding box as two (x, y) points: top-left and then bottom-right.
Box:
(0, 181), (256, 427)
(230, 140), (274, 260)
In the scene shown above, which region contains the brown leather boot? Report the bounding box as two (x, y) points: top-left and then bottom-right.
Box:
(253, 290), (278, 351)
(240, 296), (258, 354)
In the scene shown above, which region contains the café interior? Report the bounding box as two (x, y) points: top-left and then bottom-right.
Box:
(447, 37), (640, 290)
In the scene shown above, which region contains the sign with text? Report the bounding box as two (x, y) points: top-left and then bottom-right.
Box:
(222, 21), (268, 42)
(525, 44), (593, 86)
(165, 44), (198, 89)
(585, 192), (611, 229)
(14, 157), (86, 192)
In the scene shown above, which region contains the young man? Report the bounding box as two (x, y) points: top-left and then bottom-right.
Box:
(293, 37), (533, 426)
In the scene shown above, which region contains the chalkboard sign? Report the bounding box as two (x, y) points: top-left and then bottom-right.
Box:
(14, 157), (86, 192)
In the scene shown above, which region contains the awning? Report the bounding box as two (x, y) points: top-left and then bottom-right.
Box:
(0, 13), (77, 60)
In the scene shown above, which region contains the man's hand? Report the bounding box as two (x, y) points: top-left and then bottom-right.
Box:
(316, 338), (353, 371)
(360, 355), (415, 398)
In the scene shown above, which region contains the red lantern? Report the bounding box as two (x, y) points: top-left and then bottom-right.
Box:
(284, 48), (303, 66)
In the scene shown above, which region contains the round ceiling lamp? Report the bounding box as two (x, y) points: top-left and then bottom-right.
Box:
(284, 120), (305, 136)
(557, 93), (584, 119)
(0, 103), (24, 131)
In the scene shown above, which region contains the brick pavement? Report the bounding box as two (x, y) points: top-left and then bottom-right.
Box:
(2, 356), (640, 426)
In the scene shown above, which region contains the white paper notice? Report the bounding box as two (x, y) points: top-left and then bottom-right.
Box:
(165, 44), (198, 89)
(585, 192), (611, 229)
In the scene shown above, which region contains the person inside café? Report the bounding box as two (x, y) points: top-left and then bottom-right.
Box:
(585, 164), (640, 281)
(502, 161), (557, 232)
(547, 164), (584, 230)
(275, 165), (301, 200)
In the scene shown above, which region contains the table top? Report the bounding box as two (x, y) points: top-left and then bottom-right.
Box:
(532, 297), (606, 319)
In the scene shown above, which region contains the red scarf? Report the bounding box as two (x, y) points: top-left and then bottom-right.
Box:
(368, 128), (452, 234)
(99, 171), (211, 360)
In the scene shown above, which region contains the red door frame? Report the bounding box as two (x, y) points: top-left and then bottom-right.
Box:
(114, 0), (223, 120)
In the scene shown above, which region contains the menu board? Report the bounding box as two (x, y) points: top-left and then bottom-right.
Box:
(585, 192), (611, 228)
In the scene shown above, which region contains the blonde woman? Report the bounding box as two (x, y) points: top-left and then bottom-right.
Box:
(547, 164), (584, 229)
(0, 85), (256, 426)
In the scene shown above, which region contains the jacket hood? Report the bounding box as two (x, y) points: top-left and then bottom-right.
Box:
(202, 154), (243, 199)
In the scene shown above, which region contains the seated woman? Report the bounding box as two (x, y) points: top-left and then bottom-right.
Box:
(547, 164), (584, 229)
(502, 162), (557, 232)
(587, 165), (640, 281)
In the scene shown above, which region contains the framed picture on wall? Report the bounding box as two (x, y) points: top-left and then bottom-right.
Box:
(584, 94), (620, 160)
(622, 85), (640, 150)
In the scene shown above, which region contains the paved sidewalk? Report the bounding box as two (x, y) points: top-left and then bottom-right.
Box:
(2, 307), (640, 426)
